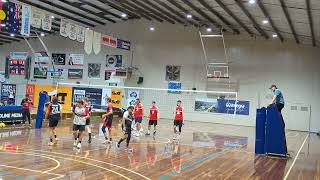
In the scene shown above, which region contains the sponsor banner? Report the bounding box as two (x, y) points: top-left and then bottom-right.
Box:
(117, 39), (131, 51)
(101, 88), (111, 108)
(217, 99), (250, 115)
(68, 54), (84, 66)
(33, 67), (47, 79)
(106, 55), (122, 68)
(111, 89), (122, 109)
(0, 109), (24, 123)
(195, 98), (217, 113)
(26, 84), (35, 107)
(168, 82), (181, 94)
(48, 68), (65, 79)
(72, 87), (102, 109)
(101, 35), (117, 48)
(0, 84), (16, 105)
(88, 63), (101, 78)
(21, 5), (31, 36)
(33, 85), (72, 111)
(68, 69), (83, 80)
(35, 52), (49, 68)
(127, 90), (139, 107)
(52, 53), (66, 65)
(104, 69), (114, 80)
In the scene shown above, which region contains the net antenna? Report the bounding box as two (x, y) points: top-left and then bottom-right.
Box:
(199, 28), (237, 114)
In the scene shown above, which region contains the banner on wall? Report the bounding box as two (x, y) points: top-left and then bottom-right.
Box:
(101, 88), (111, 108)
(117, 39), (131, 51)
(194, 98), (250, 115)
(106, 55), (122, 68)
(68, 54), (84, 66)
(0, 84), (16, 105)
(104, 70), (114, 80)
(77, 25), (85, 43)
(32, 85), (72, 111)
(127, 90), (139, 106)
(68, 69), (83, 80)
(68, 23), (77, 41)
(217, 99), (250, 116)
(33, 67), (47, 79)
(88, 63), (101, 78)
(35, 52), (50, 68)
(41, 13), (52, 31)
(101, 35), (117, 48)
(48, 69), (65, 79)
(168, 82), (181, 94)
(21, 5), (31, 36)
(111, 89), (122, 109)
(72, 87), (102, 109)
(52, 53), (66, 65)
(26, 84), (35, 107)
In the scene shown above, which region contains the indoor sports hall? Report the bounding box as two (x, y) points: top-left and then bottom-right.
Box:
(0, 0), (319, 180)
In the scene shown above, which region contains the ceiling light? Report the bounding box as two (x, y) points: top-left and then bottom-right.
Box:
(0, 24), (5, 27)
(149, 26), (155, 31)
(51, 15), (55, 19)
(272, 34), (278, 38)
(121, 13), (127, 18)
(10, 33), (15, 37)
(186, 14), (192, 19)
(1, 0), (7, 2)
(262, 20), (269, 24)
(40, 33), (45, 37)
(248, 0), (256, 4)
(206, 27), (212, 32)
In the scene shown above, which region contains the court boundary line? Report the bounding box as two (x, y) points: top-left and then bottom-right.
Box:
(283, 133), (309, 180)
(0, 164), (63, 178)
(19, 148), (150, 180)
(0, 151), (61, 173)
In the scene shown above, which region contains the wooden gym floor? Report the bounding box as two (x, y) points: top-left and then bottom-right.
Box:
(0, 118), (319, 180)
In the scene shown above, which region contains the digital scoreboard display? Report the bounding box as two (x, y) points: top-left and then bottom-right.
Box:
(9, 59), (25, 75)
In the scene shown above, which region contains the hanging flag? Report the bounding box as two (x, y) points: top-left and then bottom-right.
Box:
(59, 18), (69, 37)
(30, 8), (42, 28)
(1, 2), (20, 34)
(21, 5), (31, 36)
(77, 25), (85, 43)
(84, 29), (93, 55)
(68, 23), (77, 40)
(42, 13), (52, 31)
(93, 31), (101, 55)
(101, 35), (117, 48)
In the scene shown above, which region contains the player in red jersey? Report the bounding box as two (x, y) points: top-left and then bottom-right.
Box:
(134, 98), (144, 137)
(173, 100), (184, 141)
(45, 96), (62, 146)
(146, 101), (159, 137)
(102, 98), (113, 144)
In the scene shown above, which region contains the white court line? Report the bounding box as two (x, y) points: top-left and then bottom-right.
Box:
(283, 133), (309, 180)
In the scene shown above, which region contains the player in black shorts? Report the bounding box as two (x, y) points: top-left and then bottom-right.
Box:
(45, 97), (62, 146)
(117, 106), (134, 152)
(84, 98), (93, 143)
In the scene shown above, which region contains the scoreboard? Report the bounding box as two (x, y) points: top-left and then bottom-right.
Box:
(9, 59), (25, 75)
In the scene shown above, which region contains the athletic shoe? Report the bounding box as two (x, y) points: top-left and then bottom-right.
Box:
(126, 148), (133, 153)
(87, 139), (92, 144)
(116, 142), (120, 148)
(146, 132), (150, 136)
(135, 133), (140, 137)
(153, 131), (156, 136)
(48, 142), (54, 146)
(77, 143), (82, 149)
(73, 140), (78, 147)
(173, 136), (177, 141)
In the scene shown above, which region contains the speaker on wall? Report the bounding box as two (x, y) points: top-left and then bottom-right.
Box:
(137, 77), (143, 84)
(25, 56), (31, 79)
(5, 56), (9, 79)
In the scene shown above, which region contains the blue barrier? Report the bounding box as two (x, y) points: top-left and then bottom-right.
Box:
(35, 92), (46, 129)
(255, 107), (266, 154)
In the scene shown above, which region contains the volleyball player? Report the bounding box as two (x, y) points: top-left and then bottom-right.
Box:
(173, 100), (184, 141)
(117, 106), (134, 152)
(134, 98), (144, 137)
(146, 101), (159, 137)
(73, 100), (90, 149)
(84, 98), (93, 143)
(102, 98), (113, 144)
(45, 96), (62, 146)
